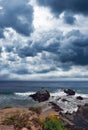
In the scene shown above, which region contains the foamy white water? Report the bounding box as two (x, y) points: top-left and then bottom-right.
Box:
(15, 92), (35, 97)
(50, 89), (88, 113)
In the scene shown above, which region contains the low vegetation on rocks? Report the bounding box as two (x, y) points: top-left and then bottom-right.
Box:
(29, 107), (42, 115)
(0, 106), (68, 130)
(2, 112), (31, 130)
(43, 116), (66, 130)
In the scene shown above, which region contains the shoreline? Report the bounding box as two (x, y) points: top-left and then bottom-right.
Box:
(0, 89), (88, 130)
(0, 101), (88, 130)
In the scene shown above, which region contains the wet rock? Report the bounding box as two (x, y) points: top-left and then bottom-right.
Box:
(62, 99), (69, 102)
(64, 89), (75, 96)
(49, 102), (63, 112)
(65, 124), (85, 130)
(30, 90), (50, 102)
(60, 104), (88, 130)
(56, 97), (61, 101)
(72, 104), (88, 129)
(76, 96), (83, 100)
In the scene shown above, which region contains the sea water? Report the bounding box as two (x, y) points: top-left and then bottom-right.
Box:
(0, 81), (88, 112)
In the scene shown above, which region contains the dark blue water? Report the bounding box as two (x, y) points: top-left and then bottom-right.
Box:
(0, 81), (88, 108)
(0, 81), (88, 93)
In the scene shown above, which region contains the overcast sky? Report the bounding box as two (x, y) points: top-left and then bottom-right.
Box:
(0, 0), (88, 80)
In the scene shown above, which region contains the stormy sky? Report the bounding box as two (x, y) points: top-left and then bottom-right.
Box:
(0, 0), (88, 80)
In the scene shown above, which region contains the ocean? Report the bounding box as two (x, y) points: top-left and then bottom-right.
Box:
(0, 81), (88, 112)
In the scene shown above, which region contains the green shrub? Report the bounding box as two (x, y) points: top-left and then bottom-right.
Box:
(43, 117), (66, 130)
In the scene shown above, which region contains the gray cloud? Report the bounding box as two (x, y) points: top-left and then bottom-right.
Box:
(12, 29), (88, 68)
(63, 12), (76, 25)
(17, 46), (36, 58)
(58, 30), (88, 66)
(37, 0), (88, 16)
(2, 28), (87, 78)
(0, 47), (2, 54)
(0, 28), (4, 38)
(13, 30), (88, 71)
(13, 68), (32, 75)
(0, 0), (33, 36)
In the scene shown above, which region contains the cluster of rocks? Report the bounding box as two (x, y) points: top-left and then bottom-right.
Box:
(63, 89), (84, 100)
(30, 89), (88, 130)
(30, 89), (84, 103)
(63, 104), (88, 130)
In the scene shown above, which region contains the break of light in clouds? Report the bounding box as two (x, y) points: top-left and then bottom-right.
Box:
(0, 0), (88, 80)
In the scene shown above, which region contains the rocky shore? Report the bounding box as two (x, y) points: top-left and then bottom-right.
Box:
(30, 89), (88, 130)
(0, 89), (88, 130)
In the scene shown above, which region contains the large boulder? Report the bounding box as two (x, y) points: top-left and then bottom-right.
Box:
(30, 90), (50, 102)
(64, 89), (75, 96)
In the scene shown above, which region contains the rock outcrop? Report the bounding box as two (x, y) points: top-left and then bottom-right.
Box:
(64, 89), (75, 96)
(60, 104), (88, 130)
(61, 99), (69, 102)
(49, 102), (63, 112)
(76, 96), (83, 100)
(30, 90), (50, 102)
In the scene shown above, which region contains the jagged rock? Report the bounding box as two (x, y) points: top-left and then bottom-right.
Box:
(30, 90), (50, 102)
(76, 96), (83, 100)
(49, 102), (63, 112)
(70, 104), (88, 129)
(62, 99), (69, 102)
(56, 97), (61, 101)
(65, 124), (85, 130)
(64, 89), (75, 96)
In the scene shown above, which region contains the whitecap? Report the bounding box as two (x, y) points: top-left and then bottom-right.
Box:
(14, 92), (35, 97)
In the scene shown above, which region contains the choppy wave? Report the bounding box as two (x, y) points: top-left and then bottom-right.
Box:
(50, 89), (88, 113)
(14, 89), (88, 114)
(0, 89), (88, 113)
(14, 92), (35, 97)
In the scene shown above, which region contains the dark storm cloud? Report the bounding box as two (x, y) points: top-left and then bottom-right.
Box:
(16, 31), (61, 58)
(15, 29), (88, 67)
(2, 29), (88, 78)
(13, 68), (31, 75)
(36, 66), (57, 74)
(31, 30), (88, 67)
(0, 74), (10, 80)
(63, 12), (76, 25)
(58, 30), (88, 66)
(5, 46), (14, 53)
(0, 0), (33, 36)
(0, 47), (2, 53)
(37, 0), (88, 16)
(17, 46), (36, 58)
(0, 28), (4, 38)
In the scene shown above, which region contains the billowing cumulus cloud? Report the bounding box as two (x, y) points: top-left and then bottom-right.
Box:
(0, 0), (33, 36)
(37, 0), (88, 16)
(0, 0), (88, 80)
